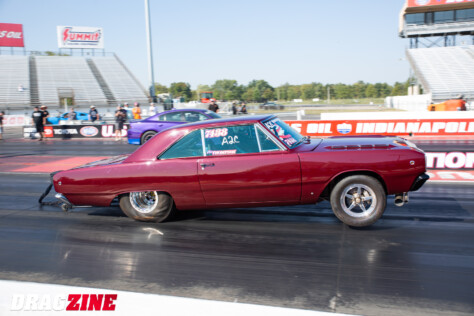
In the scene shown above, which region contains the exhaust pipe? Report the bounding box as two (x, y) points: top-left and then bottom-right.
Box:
(394, 193), (409, 207)
(55, 193), (73, 212)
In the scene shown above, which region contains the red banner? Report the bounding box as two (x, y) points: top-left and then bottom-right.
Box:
(0, 23), (24, 47)
(285, 119), (474, 137)
(407, 0), (474, 7)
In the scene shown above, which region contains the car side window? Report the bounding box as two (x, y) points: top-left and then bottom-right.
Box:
(183, 112), (207, 122)
(160, 130), (203, 159)
(159, 112), (186, 122)
(204, 125), (259, 156)
(256, 127), (281, 151)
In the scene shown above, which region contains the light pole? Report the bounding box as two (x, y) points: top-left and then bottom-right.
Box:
(145, 0), (156, 102)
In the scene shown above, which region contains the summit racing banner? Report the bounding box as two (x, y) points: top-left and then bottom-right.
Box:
(407, 0), (474, 7)
(285, 118), (474, 137)
(0, 23), (24, 47)
(57, 26), (103, 49)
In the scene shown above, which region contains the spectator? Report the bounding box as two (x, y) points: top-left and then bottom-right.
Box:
(132, 102), (142, 119)
(89, 105), (99, 122)
(18, 84), (24, 92)
(123, 102), (129, 109)
(232, 102), (237, 115)
(31, 106), (45, 141)
(208, 100), (219, 113)
(240, 102), (247, 114)
(0, 111), (4, 140)
(40, 105), (49, 124)
(65, 107), (77, 121)
(149, 103), (156, 116)
(114, 105), (127, 141)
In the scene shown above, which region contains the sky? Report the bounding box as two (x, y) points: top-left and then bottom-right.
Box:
(0, 0), (411, 89)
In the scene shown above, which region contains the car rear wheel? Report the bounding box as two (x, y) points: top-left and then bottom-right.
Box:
(141, 131), (157, 144)
(330, 175), (386, 227)
(119, 191), (174, 222)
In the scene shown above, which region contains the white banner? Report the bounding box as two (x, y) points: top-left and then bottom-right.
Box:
(57, 26), (103, 49)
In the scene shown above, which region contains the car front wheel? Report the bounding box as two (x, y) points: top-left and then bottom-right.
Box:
(330, 175), (386, 227)
(141, 131), (157, 144)
(119, 191), (174, 222)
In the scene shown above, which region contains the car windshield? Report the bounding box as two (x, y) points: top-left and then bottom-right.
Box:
(204, 110), (221, 119)
(262, 117), (304, 149)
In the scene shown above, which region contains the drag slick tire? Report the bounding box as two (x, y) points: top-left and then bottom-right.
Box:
(141, 131), (157, 144)
(330, 175), (386, 227)
(119, 191), (174, 222)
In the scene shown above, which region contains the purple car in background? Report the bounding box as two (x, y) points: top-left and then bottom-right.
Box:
(127, 109), (221, 145)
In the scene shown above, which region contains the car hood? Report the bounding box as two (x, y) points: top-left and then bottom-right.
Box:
(319, 136), (404, 150)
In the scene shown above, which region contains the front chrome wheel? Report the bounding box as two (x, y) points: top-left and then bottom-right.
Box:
(340, 184), (377, 218)
(129, 191), (159, 214)
(330, 175), (386, 227)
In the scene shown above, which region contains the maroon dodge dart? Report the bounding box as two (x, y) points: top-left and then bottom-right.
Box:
(53, 115), (429, 227)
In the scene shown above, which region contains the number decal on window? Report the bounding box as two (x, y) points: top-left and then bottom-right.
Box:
(205, 128), (228, 138)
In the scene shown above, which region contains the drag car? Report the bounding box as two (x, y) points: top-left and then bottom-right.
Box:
(127, 109), (221, 145)
(53, 115), (429, 227)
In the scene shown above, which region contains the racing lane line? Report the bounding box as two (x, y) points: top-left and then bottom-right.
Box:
(0, 280), (353, 316)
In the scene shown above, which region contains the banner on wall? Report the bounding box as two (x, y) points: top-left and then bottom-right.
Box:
(23, 124), (128, 139)
(0, 23), (24, 47)
(285, 119), (474, 137)
(57, 26), (103, 49)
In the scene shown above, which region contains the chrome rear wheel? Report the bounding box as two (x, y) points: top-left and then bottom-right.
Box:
(129, 191), (159, 214)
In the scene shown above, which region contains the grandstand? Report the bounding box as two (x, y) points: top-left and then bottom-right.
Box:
(0, 54), (149, 110)
(406, 45), (474, 101)
(0, 56), (30, 108)
(389, 0), (474, 110)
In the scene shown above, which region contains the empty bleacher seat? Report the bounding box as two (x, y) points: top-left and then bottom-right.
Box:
(91, 56), (149, 105)
(407, 45), (474, 100)
(36, 56), (108, 107)
(0, 56), (30, 107)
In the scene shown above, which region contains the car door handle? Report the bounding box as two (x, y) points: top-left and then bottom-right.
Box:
(200, 163), (215, 170)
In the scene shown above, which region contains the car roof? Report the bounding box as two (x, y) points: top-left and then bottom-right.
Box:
(159, 108), (209, 115)
(166, 114), (276, 131)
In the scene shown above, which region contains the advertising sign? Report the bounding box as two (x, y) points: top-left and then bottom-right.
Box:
(57, 26), (103, 49)
(407, 0), (474, 7)
(285, 119), (474, 137)
(0, 23), (24, 47)
(24, 124), (127, 139)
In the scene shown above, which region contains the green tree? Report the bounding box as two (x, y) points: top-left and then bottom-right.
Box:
(154, 83), (169, 94)
(212, 79), (241, 100)
(247, 80), (274, 102)
(391, 82), (406, 96)
(301, 84), (316, 100)
(262, 88), (274, 101)
(169, 82), (192, 101)
(352, 81), (366, 99)
(365, 84), (377, 98)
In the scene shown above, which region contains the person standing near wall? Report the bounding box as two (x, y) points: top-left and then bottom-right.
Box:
(31, 106), (44, 141)
(114, 105), (127, 141)
(89, 105), (99, 122)
(0, 111), (4, 141)
(40, 105), (49, 125)
(149, 103), (156, 116)
(132, 102), (142, 119)
(208, 100), (219, 113)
